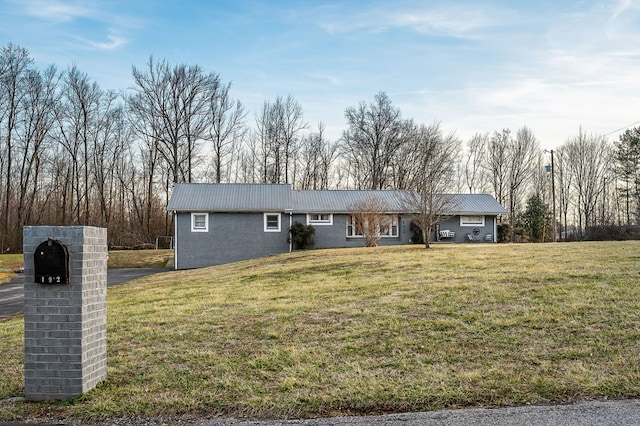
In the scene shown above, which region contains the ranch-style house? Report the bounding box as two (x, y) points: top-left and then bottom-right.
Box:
(167, 183), (508, 270)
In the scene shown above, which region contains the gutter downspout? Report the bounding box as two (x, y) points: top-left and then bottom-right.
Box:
(173, 211), (178, 269)
(286, 209), (293, 252)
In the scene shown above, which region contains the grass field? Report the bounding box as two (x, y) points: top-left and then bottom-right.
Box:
(0, 254), (22, 284)
(106, 249), (173, 268)
(1, 242), (639, 423)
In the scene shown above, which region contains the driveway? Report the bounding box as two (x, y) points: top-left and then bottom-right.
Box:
(0, 268), (171, 319)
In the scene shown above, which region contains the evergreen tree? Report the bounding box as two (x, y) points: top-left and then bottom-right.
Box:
(614, 127), (640, 225)
(523, 194), (551, 242)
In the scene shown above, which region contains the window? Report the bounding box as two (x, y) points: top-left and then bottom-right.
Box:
(460, 215), (485, 227)
(191, 213), (209, 232)
(346, 215), (361, 237)
(346, 214), (399, 237)
(381, 215), (399, 236)
(307, 213), (333, 225)
(264, 213), (281, 232)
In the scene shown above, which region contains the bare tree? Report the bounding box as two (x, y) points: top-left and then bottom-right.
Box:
(236, 133), (260, 184)
(530, 151), (550, 208)
(52, 65), (103, 225)
(126, 74), (165, 241)
(598, 164), (617, 226)
(128, 57), (220, 184)
(399, 122), (460, 248)
(483, 126), (538, 234)
(15, 65), (60, 231)
(207, 81), (247, 183)
(317, 129), (340, 190)
(389, 119), (423, 190)
(256, 98), (282, 183)
(0, 43), (32, 250)
(295, 122), (338, 189)
(282, 95), (307, 183)
(177, 64), (215, 183)
(553, 146), (573, 240)
(348, 196), (390, 247)
(484, 129), (510, 209)
(464, 132), (488, 193)
(255, 95), (307, 184)
(90, 92), (129, 229)
(507, 126), (539, 225)
(342, 92), (405, 189)
(563, 128), (610, 234)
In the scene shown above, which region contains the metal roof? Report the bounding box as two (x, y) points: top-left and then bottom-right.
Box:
(167, 183), (292, 212)
(167, 183), (507, 215)
(292, 190), (407, 213)
(446, 194), (508, 215)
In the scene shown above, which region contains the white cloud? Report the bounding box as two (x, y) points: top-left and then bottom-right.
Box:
(18, 0), (94, 23)
(314, 1), (640, 147)
(309, 72), (342, 87)
(317, 3), (513, 39)
(390, 6), (503, 38)
(416, 71), (640, 148)
(610, 0), (637, 19)
(12, 0), (134, 52)
(88, 33), (127, 50)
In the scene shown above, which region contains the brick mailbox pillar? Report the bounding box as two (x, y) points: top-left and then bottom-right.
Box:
(23, 226), (107, 400)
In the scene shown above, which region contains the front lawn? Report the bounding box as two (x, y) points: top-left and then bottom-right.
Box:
(1, 242), (639, 422)
(107, 249), (174, 268)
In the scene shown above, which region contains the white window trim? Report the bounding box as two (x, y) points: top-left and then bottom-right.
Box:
(460, 215), (485, 227)
(264, 212), (281, 232)
(191, 212), (209, 232)
(346, 215), (361, 237)
(346, 214), (399, 238)
(306, 213), (333, 226)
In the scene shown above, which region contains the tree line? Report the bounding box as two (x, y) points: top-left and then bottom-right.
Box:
(1, 43), (638, 250)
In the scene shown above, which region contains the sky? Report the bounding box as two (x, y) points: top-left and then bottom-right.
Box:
(1, 0), (640, 150)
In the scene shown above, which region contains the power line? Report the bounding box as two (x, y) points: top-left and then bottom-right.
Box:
(604, 120), (640, 136)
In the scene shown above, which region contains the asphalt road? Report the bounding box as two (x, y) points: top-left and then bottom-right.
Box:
(220, 399), (640, 426)
(0, 268), (170, 319)
(2, 399), (638, 426)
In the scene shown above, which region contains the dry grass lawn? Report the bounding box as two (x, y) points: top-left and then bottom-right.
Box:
(0, 254), (22, 284)
(1, 242), (639, 423)
(107, 249), (174, 268)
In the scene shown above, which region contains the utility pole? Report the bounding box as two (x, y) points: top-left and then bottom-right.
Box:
(545, 149), (557, 242)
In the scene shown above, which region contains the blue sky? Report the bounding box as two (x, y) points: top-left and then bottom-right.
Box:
(1, 0), (640, 149)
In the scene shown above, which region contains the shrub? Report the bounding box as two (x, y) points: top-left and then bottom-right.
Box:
(289, 222), (315, 249)
(409, 221), (424, 244)
(497, 223), (512, 243)
(585, 225), (640, 241)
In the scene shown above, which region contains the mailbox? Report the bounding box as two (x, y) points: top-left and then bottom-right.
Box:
(34, 238), (69, 284)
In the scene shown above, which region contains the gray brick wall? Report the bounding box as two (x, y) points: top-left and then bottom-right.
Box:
(23, 226), (107, 400)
